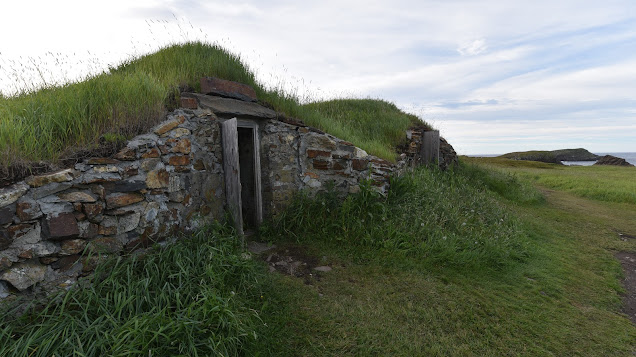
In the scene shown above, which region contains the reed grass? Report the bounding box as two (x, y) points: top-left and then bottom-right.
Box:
(0, 42), (427, 170)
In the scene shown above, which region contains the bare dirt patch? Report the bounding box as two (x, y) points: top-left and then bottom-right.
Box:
(247, 241), (334, 285)
(615, 251), (636, 325)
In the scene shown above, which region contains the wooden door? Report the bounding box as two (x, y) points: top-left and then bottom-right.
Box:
(221, 118), (243, 235)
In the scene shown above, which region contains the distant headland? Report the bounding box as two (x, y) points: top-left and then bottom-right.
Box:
(498, 148), (599, 164)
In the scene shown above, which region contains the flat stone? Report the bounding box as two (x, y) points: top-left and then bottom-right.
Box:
(0, 230), (11, 250)
(106, 192), (144, 209)
(78, 221), (99, 239)
(0, 182), (29, 208)
(192, 93), (276, 119)
(154, 119), (181, 136)
(51, 255), (81, 272)
(171, 128), (191, 138)
(170, 138), (191, 154)
(0, 257), (12, 271)
(83, 203), (104, 221)
(114, 147), (136, 161)
(118, 213), (141, 234)
(352, 159), (368, 171)
(180, 96), (198, 109)
(88, 237), (123, 254)
(6, 223), (35, 239)
(57, 191), (97, 203)
(92, 165), (119, 173)
(168, 155), (190, 166)
(11, 222), (41, 245)
(199, 77), (258, 102)
(77, 172), (121, 184)
(87, 158), (120, 165)
(43, 213), (79, 240)
(312, 160), (330, 170)
(307, 149), (331, 158)
(0, 203), (15, 225)
(32, 182), (72, 200)
(0, 281), (10, 299)
(313, 266), (332, 272)
(146, 169), (169, 188)
(29, 241), (59, 257)
(16, 197), (43, 221)
(60, 239), (86, 255)
(25, 169), (74, 188)
(102, 181), (147, 193)
(305, 134), (337, 151)
(0, 262), (47, 291)
(39, 202), (74, 216)
(141, 147), (161, 158)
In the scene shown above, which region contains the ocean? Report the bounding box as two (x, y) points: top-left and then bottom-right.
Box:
(469, 152), (636, 166)
(561, 152), (636, 166)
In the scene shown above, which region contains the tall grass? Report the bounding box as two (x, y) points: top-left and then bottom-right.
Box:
(264, 165), (533, 270)
(0, 224), (272, 356)
(1, 41), (427, 169)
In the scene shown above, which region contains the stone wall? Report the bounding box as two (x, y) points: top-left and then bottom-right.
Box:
(0, 109), (228, 301)
(0, 78), (456, 302)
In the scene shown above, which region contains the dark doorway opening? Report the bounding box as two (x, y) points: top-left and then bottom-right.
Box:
(238, 127), (256, 228)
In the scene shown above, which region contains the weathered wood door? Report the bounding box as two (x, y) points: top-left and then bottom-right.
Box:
(221, 118), (243, 235)
(422, 130), (440, 165)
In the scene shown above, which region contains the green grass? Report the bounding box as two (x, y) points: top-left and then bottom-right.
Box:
(0, 224), (274, 356)
(0, 42), (424, 170)
(263, 165), (532, 270)
(465, 156), (636, 205)
(256, 163), (636, 356)
(1, 163), (634, 356)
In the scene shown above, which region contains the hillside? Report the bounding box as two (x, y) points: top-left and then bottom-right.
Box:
(0, 42), (427, 185)
(499, 148), (599, 164)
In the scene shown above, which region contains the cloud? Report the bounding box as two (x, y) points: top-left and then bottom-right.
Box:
(457, 39), (487, 56)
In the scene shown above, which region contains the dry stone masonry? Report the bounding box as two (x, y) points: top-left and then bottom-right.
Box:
(0, 77), (456, 302)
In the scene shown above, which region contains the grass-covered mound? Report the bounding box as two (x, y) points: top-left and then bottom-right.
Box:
(0, 41), (425, 179)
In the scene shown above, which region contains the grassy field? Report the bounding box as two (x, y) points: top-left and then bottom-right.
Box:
(1, 161), (634, 356)
(0, 42), (420, 170)
(254, 162), (636, 356)
(465, 156), (636, 205)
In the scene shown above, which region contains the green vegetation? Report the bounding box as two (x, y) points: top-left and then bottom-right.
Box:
(257, 162), (636, 356)
(302, 99), (422, 162)
(0, 225), (273, 356)
(499, 148), (599, 164)
(1, 163), (635, 356)
(466, 156), (636, 204)
(0, 42), (421, 169)
(265, 165), (533, 270)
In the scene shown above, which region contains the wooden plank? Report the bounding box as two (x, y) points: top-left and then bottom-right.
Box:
(251, 125), (263, 225)
(421, 130), (440, 165)
(221, 118), (243, 235)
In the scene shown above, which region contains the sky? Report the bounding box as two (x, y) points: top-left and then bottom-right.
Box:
(1, 1), (635, 155)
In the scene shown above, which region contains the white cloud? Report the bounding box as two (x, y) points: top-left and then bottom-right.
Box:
(457, 39), (487, 56)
